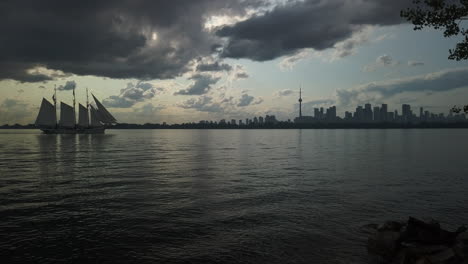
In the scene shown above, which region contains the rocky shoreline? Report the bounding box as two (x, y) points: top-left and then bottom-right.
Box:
(367, 217), (467, 264)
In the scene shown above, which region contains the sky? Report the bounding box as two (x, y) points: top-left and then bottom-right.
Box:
(1, 0), (468, 125)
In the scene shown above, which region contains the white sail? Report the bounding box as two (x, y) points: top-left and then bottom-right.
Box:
(92, 95), (116, 123)
(59, 102), (75, 128)
(35, 98), (56, 127)
(90, 105), (103, 127)
(78, 104), (89, 127)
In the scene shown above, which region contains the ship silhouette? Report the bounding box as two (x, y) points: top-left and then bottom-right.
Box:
(35, 87), (116, 134)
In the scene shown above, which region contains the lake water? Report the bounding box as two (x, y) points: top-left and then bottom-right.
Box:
(1, 129), (467, 263)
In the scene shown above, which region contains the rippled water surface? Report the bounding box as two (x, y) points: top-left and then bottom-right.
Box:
(1, 129), (467, 263)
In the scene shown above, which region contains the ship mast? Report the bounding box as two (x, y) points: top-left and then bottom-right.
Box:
(73, 86), (76, 127)
(86, 87), (90, 127)
(53, 84), (57, 128)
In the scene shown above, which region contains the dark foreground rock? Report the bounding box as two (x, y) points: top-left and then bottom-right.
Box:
(367, 217), (467, 264)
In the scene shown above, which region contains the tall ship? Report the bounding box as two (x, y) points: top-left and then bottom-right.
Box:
(35, 87), (117, 134)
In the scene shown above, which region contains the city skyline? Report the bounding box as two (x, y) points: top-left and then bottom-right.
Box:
(1, 1), (468, 125)
(2, 88), (465, 126)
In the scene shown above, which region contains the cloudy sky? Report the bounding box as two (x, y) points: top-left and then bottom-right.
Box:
(1, 0), (468, 124)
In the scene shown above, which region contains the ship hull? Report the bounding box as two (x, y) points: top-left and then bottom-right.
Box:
(40, 127), (105, 134)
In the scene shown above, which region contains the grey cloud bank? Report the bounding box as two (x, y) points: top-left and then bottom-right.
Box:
(336, 67), (468, 106)
(217, 0), (410, 61)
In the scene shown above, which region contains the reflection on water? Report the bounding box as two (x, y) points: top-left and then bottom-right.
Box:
(1, 129), (468, 264)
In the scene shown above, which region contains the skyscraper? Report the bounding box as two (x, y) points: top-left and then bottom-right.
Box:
(381, 104), (388, 122)
(373, 106), (380, 122)
(314, 108), (320, 119)
(402, 104), (411, 122)
(365, 103), (372, 122)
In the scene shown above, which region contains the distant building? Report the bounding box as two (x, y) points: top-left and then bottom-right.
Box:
(402, 104), (412, 122)
(373, 106), (380, 122)
(381, 104), (388, 122)
(265, 115), (278, 124)
(345, 111), (352, 120)
(326, 106), (337, 121)
(314, 108), (320, 119)
(355, 106), (364, 122)
(365, 103), (373, 122)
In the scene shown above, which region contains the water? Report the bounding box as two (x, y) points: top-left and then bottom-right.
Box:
(0, 129), (467, 263)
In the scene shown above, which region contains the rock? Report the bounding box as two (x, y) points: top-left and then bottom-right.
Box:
(414, 257), (431, 264)
(378, 221), (406, 232)
(458, 231), (468, 243)
(426, 248), (455, 263)
(391, 249), (409, 264)
(401, 242), (449, 255)
(367, 218), (467, 264)
(402, 217), (460, 245)
(453, 241), (466, 258)
(368, 230), (402, 258)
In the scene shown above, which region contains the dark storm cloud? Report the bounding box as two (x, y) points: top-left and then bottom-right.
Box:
(175, 74), (221, 95)
(216, 0), (410, 61)
(196, 62), (233, 72)
(0, 63), (53, 83)
(0, 0), (262, 82)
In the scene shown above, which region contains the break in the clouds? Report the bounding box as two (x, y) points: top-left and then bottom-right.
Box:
(104, 82), (160, 108)
(57, 80), (77, 91)
(336, 67), (468, 106)
(216, 0), (410, 61)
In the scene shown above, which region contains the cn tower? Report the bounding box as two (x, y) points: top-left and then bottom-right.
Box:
(298, 86), (302, 118)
